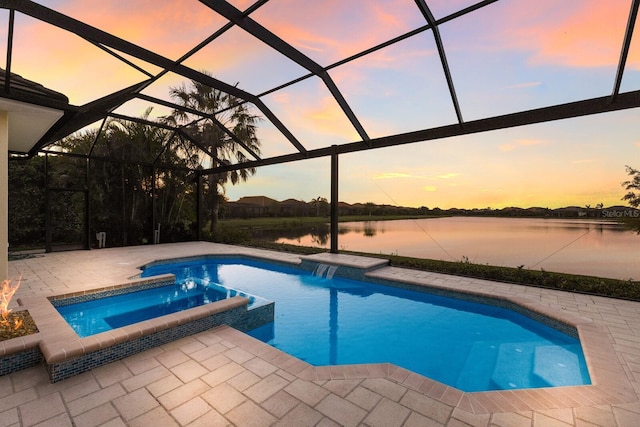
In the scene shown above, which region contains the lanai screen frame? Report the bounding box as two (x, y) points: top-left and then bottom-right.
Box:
(2, 0), (640, 252)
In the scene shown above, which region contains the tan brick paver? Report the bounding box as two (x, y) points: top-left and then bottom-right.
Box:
(19, 392), (66, 426)
(316, 393), (368, 426)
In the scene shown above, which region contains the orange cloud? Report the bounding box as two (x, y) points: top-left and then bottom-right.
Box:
(435, 173), (460, 179)
(504, 0), (633, 68)
(264, 84), (359, 145)
(500, 139), (548, 152)
(11, 19), (148, 104)
(302, 96), (361, 142)
(52, 0), (225, 59)
(9, 0), (232, 104)
(517, 139), (548, 146)
(373, 172), (424, 179)
(307, 97), (344, 121)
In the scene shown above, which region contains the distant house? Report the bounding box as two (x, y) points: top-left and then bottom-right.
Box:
(280, 199), (310, 217)
(338, 201), (355, 216)
(527, 207), (551, 217)
(552, 206), (585, 218)
(235, 196), (279, 206)
(500, 207), (526, 216)
(224, 196), (365, 218)
(225, 196), (279, 218)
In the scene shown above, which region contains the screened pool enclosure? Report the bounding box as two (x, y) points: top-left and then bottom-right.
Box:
(1, 0), (639, 261)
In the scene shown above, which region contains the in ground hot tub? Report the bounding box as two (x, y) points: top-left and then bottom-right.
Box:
(55, 277), (269, 337)
(17, 274), (273, 382)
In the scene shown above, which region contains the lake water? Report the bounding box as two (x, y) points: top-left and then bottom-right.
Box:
(276, 217), (640, 280)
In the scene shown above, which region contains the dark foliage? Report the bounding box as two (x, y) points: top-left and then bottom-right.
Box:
(8, 157), (46, 248)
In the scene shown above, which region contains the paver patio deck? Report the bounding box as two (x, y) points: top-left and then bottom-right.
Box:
(4, 241), (640, 426)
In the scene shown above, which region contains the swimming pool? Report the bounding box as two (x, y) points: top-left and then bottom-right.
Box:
(140, 256), (591, 392)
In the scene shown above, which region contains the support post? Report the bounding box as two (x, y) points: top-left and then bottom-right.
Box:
(151, 165), (156, 244)
(83, 158), (90, 250)
(44, 153), (52, 252)
(121, 165), (126, 246)
(0, 112), (8, 279)
(330, 145), (339, 253)
(196, 171), (203, 241)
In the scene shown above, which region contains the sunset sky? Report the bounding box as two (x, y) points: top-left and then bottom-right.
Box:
(3, 0), (640, 209)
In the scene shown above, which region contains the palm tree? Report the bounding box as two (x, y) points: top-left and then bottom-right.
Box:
(163, 73), (262, 234)
(621, 165), (640, 234)
(622, 165), (640, 208)
(310, 196), (328, 216)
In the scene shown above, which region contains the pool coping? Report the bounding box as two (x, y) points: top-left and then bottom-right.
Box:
(4, 250), (636, 414)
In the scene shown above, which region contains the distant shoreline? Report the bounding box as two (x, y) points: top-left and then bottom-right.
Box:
(225, 196), (639, 220)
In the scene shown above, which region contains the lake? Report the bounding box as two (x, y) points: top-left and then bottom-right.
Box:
(276, 217), (640, 280)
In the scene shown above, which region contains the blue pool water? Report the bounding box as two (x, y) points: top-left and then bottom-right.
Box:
(56, 280), (265, 337)
(137, 257), (591, 392)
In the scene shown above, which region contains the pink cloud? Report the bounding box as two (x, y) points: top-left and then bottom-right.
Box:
(428, 0), (487, 19)
(505, 82), (542, 90)
(11, 11), (162, 105)
(226, 0), (260, 11)
(24, 0), (226, 60)
(504, 0), (633, 68)
(251, 0), (420, 64)
(263, 83), (360, 145)
(8, 1), (253, 104)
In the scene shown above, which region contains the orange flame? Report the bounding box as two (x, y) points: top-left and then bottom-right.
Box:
(1, 277), (22, 330)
